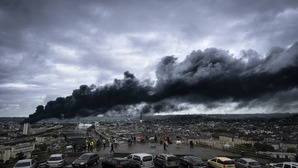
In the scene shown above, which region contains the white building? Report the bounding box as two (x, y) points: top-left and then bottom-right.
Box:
(23, 123), (30, 135)
(0, 143), (35, 162)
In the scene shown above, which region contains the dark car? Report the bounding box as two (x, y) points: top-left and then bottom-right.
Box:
(102, 157), (130, 168)
(72, 153), (99, 168)
(180, 156), (206, 168)
(154, 153), (179, 168)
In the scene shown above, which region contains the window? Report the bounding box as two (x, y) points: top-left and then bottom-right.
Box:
(240, 160), (247, 164)
(211, 158), (217, 162)
(225, 161), (235, 165)
(160, 155), (166, 160)
(249, 162), (260, 166)
(14, 162), (31, 167)
(127, 155), (132, 159)
(217, 159), (223, 164)
(112, 159), (118, 164)
(133, 156), (141, 161)
(167, 156), (178, 161)
(275, 164), (283, 167)
(284, 164), (291, 168)
(143, 156), (153, 162)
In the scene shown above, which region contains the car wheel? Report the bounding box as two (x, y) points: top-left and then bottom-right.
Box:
(162, 164), (166, 168)
(84, 164), (88, 168)
(187, 165), (191, 168)
(208, 163), (212, 168)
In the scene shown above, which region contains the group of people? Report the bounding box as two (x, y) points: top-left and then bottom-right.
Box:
(72, 138), (119, 153)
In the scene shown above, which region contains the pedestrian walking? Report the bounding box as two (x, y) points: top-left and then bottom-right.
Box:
(110, 143), (115, 153)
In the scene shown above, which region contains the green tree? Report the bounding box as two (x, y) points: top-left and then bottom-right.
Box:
(16, 152), (25, 160)
(254, 142), (274, 151)
(286, 148), (296, 153)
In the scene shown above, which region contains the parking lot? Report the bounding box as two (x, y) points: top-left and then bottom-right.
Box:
(37, 143), (270, 168)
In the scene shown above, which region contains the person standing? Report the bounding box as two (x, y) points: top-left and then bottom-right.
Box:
(103, 139), (106, 149)
(141, 136), (144, 144)
(73, 143), (76, 152)
(164, 140), (168, 151)
(90, 141), (94, 152)
(96, 139), (100, 149)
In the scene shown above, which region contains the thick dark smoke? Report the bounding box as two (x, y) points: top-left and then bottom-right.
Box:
(25, 42), (298, 123)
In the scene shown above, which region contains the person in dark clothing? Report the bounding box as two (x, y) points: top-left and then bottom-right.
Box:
(73, 144), (76, 152)
(96, 139), (100, 149)
(190, 141), (194, 148)
(154, 135), (157, 143)
(110, 143), (115, 153)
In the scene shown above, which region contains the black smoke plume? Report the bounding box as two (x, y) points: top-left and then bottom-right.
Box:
(25, 41), (298, 123)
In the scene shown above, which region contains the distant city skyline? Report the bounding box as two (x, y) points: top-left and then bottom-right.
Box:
(1, 1), (298, 118)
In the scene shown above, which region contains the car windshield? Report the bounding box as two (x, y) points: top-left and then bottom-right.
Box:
(49, 157), (62, 161)
(15, 162), (30, 167)
(79, 155), (90, 160)
(120, 161), (129, 165)
(143, 156), (152, 162)
(224, 161), (235, 164)
(168, 156), (178, 161)
(189, 157), (203, 162)
(249, 162), (260, 166)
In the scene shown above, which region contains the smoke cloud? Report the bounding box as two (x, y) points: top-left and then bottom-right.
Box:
(25, 41), (298, 123)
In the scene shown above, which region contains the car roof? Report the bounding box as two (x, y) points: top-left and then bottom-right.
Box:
(131, 153), (153, 157)
(159, 153), (177, 157)
(50, 154), (63, 157)
(215, 157), (233, 161)
(16, 159), (32, 163)
(112, 157), (128, 161)
(239, 158), (258, 162)
(82, 153), (97, 156)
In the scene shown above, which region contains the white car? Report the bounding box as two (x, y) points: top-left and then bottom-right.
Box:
(46, 154), (67, 168)
(13, 159), (38, 168)
(270, 162), (298, 168)
(126, 153), (154, 168)
(235, 158), (261, 168)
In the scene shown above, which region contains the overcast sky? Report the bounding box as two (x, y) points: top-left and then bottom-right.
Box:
(1, 0), (298, 117)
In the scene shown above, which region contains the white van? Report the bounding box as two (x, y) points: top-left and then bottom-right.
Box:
(270, 162), (298, 168)
(126, 153), (154, 168)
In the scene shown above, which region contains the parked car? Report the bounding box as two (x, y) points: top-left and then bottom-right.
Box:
(207, 157), (235, 168)
(234, 158), (261, 168)
(270, 162), (298, 168)
(102, 157), (130, 168)
(46, 154), (67, 168)
(126, 153), (154, 168)
(13, 159), (38, 168)
(180, 155), (206, 168)
(72, 153), (100, 168)
(154, 153), (179, 168)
